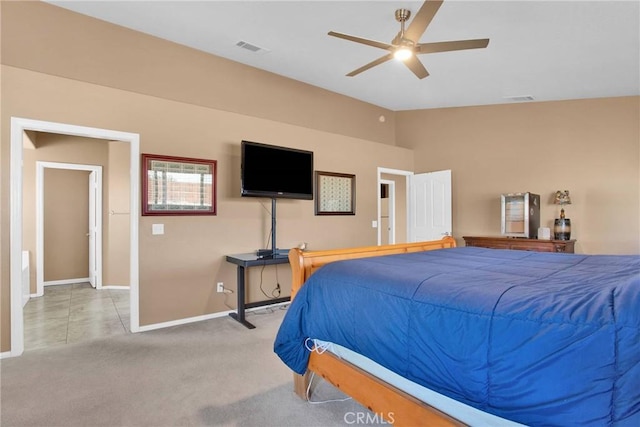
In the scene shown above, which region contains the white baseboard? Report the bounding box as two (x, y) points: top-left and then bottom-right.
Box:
(0, 351), (13, 359)
(44, 278), (90, 287)
(137, 301), (290, 333)
(138, 310), (233, 332)
(33, 285), (127, 294)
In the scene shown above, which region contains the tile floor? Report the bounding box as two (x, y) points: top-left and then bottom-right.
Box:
(23, 283), (130, 351)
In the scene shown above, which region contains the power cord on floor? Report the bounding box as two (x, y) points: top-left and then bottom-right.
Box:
(304, 339), (352, 404)
(306, 371), (353, 404)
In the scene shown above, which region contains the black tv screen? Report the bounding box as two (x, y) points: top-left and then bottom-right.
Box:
(241, 140), (314, 200)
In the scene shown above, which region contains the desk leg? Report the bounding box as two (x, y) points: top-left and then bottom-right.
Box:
(228, 265), (256, 329)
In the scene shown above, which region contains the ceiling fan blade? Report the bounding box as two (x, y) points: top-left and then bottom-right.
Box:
(417, 39), (490, 54)
(346, 53), (394, 77)
(404, 0), (444, 42)
(328, 31), (392, 51)
(404, 56), (429, 79)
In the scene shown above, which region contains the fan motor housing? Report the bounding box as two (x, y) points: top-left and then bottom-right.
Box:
(395, 9), (411, 23)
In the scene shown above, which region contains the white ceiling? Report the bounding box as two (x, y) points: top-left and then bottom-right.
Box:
(47, 0), (640, 111)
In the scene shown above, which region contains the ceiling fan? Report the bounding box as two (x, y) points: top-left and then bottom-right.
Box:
(328, 0), (489, 79)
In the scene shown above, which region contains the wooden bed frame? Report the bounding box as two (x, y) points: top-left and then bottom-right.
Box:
(287, 237), (467, 427)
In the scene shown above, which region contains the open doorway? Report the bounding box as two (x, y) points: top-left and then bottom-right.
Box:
(10, 117), (140, 357)
(377, 167), (412, 245)
(36, 162), (103, 295)
(379, 180), (395, 245)
(377, 167), (452, 245)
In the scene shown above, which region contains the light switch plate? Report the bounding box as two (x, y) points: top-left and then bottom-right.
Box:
(152, 224), (164, 235)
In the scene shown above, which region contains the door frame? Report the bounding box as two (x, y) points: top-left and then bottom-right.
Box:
(35, 161), (103, 295)
(377, 167), (413, 246)
(10, 117), (140, 357)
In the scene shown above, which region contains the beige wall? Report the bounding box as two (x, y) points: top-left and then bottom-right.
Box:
(2, 65), (413, 344)
(396, 97), (640, 254)
(0, 1), (396, 147)
(106, 141), (131, 286)
(1, 1), (411, 351)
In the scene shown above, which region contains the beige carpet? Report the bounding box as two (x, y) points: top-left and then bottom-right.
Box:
(0, 307), (367, 427)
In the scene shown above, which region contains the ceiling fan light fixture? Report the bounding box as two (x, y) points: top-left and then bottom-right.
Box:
(394, 48), (412, 61)
(328, 0), (489, 78)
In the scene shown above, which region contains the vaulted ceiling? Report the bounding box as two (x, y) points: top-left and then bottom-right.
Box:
(47, 1), (640, 111)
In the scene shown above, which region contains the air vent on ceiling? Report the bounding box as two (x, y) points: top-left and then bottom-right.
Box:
(504, 95), (535, 102)
(235, 40), (269, 54)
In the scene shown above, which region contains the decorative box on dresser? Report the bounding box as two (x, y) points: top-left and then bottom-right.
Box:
(463, 236), (576, 253)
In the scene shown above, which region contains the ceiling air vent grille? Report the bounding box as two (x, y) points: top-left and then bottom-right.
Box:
(236, 40), (268, 53)
(504, 95), (535, 102)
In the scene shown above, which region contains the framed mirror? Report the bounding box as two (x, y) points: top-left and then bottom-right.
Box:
(142, 154), (217, 216)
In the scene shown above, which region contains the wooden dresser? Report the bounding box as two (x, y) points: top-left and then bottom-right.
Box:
(463, 236), (576, 253)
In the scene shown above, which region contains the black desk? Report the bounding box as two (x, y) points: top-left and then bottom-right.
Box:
(225, 253), (290, 329)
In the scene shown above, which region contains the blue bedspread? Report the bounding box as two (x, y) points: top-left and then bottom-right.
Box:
(274, 247), (640, 426)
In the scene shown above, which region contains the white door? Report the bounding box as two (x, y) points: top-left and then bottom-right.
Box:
(409, 170), (452, 242)
(88, 170), (98, 288)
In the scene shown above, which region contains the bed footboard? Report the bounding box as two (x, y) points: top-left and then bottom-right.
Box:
(288, 237), (456, 299)
(287, 237), (462, 426)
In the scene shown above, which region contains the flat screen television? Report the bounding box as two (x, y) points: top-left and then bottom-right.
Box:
(241, 140), (314, 200)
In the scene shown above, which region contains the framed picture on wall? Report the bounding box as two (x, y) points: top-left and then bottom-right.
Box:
(142, 153), (217, 216)
(315, 171), (355, 215)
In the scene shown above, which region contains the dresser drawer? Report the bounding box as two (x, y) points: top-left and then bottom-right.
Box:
(463, 236), (576, 254)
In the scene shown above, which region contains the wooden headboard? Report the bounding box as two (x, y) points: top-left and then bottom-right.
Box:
(287, 237), (456, 300)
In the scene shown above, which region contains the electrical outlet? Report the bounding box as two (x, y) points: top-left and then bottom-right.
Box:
(217, 282), (224, 293)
